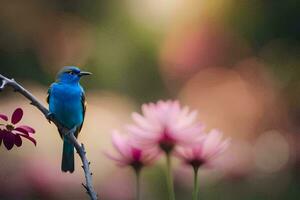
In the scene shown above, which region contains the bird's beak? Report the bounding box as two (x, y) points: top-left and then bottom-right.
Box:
(79, 71), (92, 77)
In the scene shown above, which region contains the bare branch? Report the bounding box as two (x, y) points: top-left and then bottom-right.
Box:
(0, 73), (98, 200)
(0, 79), (8, 90)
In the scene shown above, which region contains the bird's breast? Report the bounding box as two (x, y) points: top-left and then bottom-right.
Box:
(49, 85), (84, 129)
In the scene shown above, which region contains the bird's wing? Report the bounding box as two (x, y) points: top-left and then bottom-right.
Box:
(77, 91), (86, 135)
(46, 86), (51, 104)
(46, 83), (56, 104)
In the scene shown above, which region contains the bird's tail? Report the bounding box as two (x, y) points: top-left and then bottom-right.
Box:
(62, 138), (75, 173)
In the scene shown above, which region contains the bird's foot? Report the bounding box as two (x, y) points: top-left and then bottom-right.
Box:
(46, 112), (54, 123)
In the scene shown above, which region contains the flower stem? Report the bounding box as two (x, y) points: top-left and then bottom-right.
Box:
(193, 167), (199, 200)
(166, 153), (175, 200)
(135, 169), (141, 200)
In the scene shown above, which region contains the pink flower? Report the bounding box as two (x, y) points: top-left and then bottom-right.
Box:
(175, 129), (230, 169)
(127, 100), (203, 154)
(106, 130), (159, 171)
(0, 108), (36, 150)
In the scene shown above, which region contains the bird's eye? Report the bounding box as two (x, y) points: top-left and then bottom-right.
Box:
(67, 71), (74, 75)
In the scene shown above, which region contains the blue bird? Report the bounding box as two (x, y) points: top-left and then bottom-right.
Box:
(47, 66), (91, 173)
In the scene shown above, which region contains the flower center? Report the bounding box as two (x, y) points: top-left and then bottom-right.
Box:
(188, 158), (205, 170)
(159, 129), (176, 154)
(130, 160), (143, 172)
(6, 124), (14, 131)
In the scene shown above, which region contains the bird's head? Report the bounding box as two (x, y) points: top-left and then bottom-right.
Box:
(57, 66), (91, 84)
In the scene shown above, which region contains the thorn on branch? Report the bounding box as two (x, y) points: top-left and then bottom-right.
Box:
(82, 183), (88, 190)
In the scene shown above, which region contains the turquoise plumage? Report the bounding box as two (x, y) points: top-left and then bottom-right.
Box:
(47, 66), (91, 173)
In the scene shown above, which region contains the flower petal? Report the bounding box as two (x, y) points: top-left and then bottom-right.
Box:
(15, 125), (35, 134)
(175, 110), (198, 130)
(11, 108), (23, 124)
(3, 131), (15, 150)
(126, 124), (159, 140)
(111, 130), (131, 159)
(175, 146), (195, 161)
(19, 125), (35, 133)
(142, 148), (161, 164)
(202, 129), (223, 158)
(14, 134), (22, 147)
(104, 151), (128, 166)
(19, 134), (36, 146)
(14, 128), (29, 135)
(132, 112), (156, 131)
(0, 114), (8, 121)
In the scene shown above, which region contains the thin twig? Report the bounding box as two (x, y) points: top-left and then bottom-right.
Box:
(0, 74), (98, 200)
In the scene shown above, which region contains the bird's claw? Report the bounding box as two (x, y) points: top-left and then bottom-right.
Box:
(46, 112), (54, 123)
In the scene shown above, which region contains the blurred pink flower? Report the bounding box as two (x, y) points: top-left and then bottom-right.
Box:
(0, 108), (36, 150)
(106, 131), (159, 171)
(127, 100), (203, 154)
(176, 129), (230, 169)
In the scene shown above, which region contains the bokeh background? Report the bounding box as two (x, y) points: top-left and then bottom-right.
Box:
(0, 0), (300, 199)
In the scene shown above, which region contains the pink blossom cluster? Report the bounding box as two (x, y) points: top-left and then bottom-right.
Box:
(0, 108), (36, 150)
(107, 100), (230, 171)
